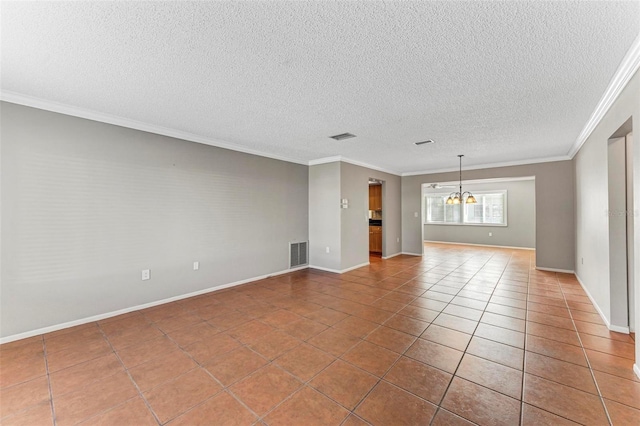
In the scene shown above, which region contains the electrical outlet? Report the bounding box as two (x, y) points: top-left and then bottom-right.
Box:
(326, 246), (330, 253)
(488, 232), (492, 237)
(141, 269), (150, 281)
(414, 212), (418, 218)
(193, 261), (199, 270)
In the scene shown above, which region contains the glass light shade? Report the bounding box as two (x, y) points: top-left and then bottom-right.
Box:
(466, 194), (477, 204)
(446, 197), (454, 205)
(453, 196), (461, 204)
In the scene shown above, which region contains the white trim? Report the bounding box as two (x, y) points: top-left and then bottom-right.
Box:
(308, 155), (400, 176)
(402, 156), (570, 176)
(535, 267), (576, 274)
(609, 324), (631, 334)
(634, 364), (640, 380)
(309, 262), (370, 274)
(382, 252), (402, 260)
(0, 91), (308, 166)
(568, 33), (640, 158)
(401, 252), (423, 256)
(424, 240), (535, 251)
(575, 273), (612, 330)
(0, 265), (308, 344)
(422, 176), (535, 188)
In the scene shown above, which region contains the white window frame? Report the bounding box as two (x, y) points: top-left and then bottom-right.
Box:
(424, 190), (508, 226)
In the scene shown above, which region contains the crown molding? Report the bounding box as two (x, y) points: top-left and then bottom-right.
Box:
(402, 155), (571, 176)
(308, 155), (401, 176)
(0, 91), (309, 166)
(568, 33), (640, 158)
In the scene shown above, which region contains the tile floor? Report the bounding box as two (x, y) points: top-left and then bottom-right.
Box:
(1, 243), (639, 425)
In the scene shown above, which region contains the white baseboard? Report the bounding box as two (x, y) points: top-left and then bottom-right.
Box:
(423, 240), (535, 250)
(309, 262), (370, 274)
(634, 364), (640, 380)
(575, 274), (613, 331)
(0, 265), (308, 345)
(536, 266), (576, 274)
(382, 252), (402, 260)
(401, 252), (423, 256)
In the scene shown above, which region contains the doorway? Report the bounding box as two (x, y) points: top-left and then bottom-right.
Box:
(607, 124), (635, 333)
(368, 179), (383, 258)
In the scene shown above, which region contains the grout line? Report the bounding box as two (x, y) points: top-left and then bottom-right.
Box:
(554, 275), (614, 426)
(42, 336), (58, 426)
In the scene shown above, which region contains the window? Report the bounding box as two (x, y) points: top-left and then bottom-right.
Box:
(424, 191), (507, 226)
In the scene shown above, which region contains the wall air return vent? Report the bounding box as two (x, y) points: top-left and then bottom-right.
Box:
(289, 241), (308, 268)
(329, 133), (356, 141)
(414, 139), (435, 145)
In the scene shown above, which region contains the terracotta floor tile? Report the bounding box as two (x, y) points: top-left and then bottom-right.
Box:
(53, 371), (138, 426)
(44, 327), (105, 354)
(0, 402), (52, 426)
(411, 297), (448, 311)
(227, 320), (275, 345)
(522, 373), (608, 425)
(49, 352), (124, 397)
(521, 403), (580, 425)
(342, 340), (399, 377)
(168, 391), (257, 426)
(371, 297), (407, 312)
(356, 381), (437, 425)
(475, 323), (525, 349)
(129, 349), (197, 391)
(383, 314), (430, 336)
(441, 377), (520, 426)
(481, 312), (526, 332)
(0, 351), (46, 389)
(525, 334), (587, 366)
(465, 336), (524, 370)
(307, 328), (360, 357)
(604, 398), (640, 426)
(585, 349), (639, 382)
(279, 317), (328, 341)
(526, 322), (581, 346)
(593, 370), (640, 410)
(421, 324), (472, 352)
(570, 310), (605, 324)
(229, 365), (301, 416)
(0, 376), (50, 420)
(398, 305), (440, 322)
(443, 304), (484, 321)
(77, 397), (157, 426)
(165, 321), (220, 347)
(304, 308), (350, 326)
(248, 330), (301, 360)
(456, 354), (523, 399)
(431, 408), (477, 425)
(450, 296), (488, 311)
(524, 351), (597, 394)
(264, 386), (349, 425)
(204, 346), (268, 387)
(527, 302), (571, 318)
(274, 343), (335, 381)
(116, 335), (178, 368)
(526, 310), (575, 330)
(102, 322), (164, 351)
(490, 295), (526, 309)
(484, 303), (527, 320)
(183, 332), (242, 364)
(206, 311), (252, 330)
(422, 291), (455, 303)
(405, 339), (463, 374)
(332, 316), (378, 338)
(153, 312), (202, 334)
(341, 414), (370, 425)
(579, 333), (635, 359)
(432, 313), (478, 334)
(46, 338), (113, 373)
(364, 325), (415, 353)
(143, 368), (222, 423)
(574, 320), (634, 343)
(384, 356), (452, 405)
(309, 360), (378, 410)
(259, 309), (303, 328)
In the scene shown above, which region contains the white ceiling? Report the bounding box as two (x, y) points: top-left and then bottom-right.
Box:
(2, 1), (639, 174)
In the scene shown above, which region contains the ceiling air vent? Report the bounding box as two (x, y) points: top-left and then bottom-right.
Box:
(414, 139), (435, 145)
(329, 133), (356, 141)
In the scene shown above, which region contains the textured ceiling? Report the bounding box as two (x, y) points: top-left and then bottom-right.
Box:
(2, 1), (639, 174)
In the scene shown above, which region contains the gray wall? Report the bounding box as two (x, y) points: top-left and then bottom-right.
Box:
(1, 102), (309, 338)
(575, 68), (639, 345)
(308, 162), (342, 271)
(340, 162), (402, 268)
(423, 179), (535, 248)
(403, 160), (574, 270)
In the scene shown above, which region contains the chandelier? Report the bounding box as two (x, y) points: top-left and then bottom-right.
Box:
(446, 155), (477, 205)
